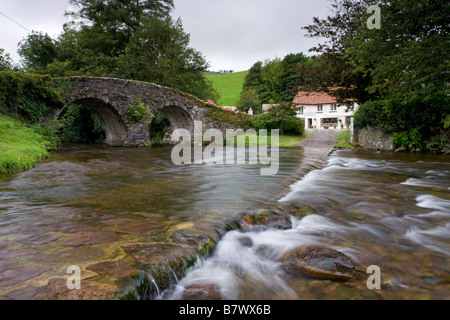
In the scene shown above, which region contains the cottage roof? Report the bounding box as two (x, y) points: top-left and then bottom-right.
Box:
(293, 90), (338, 105)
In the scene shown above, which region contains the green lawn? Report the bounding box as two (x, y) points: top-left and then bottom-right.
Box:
(205, 71), (248, 106)
(0, 114), (53, 175)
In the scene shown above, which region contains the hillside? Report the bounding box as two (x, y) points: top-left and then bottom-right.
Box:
(205, 70), (248, 106)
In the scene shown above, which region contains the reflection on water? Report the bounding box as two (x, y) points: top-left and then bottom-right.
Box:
(162, 151), (450, 300)
(1, 145), (303, 219)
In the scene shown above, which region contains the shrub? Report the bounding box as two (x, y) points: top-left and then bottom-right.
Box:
(393, 128), (423, 151)
(127, 97), (153, 123)
(250, 102), (304, 135)
(0, 71), (63, 123)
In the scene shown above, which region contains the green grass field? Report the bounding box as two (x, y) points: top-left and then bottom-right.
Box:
(205, 71), (248, 106)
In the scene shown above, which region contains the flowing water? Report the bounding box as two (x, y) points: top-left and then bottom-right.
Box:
(161, 151), (450, 300)
(0, 144), (304, 298)
(0, 144), (449, 300)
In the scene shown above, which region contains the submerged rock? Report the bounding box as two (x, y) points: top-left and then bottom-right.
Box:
(0, 266), (50, 287)
(282, 245), (356, 281)
(59, 232), (119, 246)
(239, 209), (292, 231)
(86, 260), (139, 278)
(112, 222), (169, 236)
(45, 278), (116, 300)
(182, 283), (223, 300)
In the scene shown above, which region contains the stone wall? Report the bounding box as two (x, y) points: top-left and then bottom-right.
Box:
(356, 126), (395, 151)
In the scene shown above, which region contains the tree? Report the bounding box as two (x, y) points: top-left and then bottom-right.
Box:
(302, 0), (450, 148)
(243, 54), (312, 104)
(18, 32), (58, 72)
(251, 102), (304, 135)
(236, 88), (261, 114)
(260, 58), (284, 103)
(279, 53), (310, 101)
(0, 49), (12, 71)
(242, 61), (271, 103)
(17, 1), (217, 100)
(120, 16), (217, 100)
(301, 0), (378, 104)
(66, 0), (174, 52)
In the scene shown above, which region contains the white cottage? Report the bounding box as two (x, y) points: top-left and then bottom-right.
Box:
(293, 90), (358, 130)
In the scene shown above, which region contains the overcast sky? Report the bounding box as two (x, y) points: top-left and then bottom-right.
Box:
(0, 0), (331, 71)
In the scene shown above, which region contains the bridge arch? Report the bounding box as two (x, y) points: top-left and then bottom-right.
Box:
(57, 96), (132, 146)
(55, 76), (243, 146)
(154, 105), (194, 134)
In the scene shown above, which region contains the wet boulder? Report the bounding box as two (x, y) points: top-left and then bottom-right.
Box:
(239, 209), (292, 231)
(282, 245), (356, 281)
(182, 283), (223, 300)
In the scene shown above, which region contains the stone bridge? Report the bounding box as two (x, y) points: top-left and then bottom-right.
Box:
(55, 76), (245, 146)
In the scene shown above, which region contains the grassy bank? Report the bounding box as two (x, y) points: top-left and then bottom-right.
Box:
(0, 114), (56, 175)
(334, 130), (354, 149)
(216, 131), (307, 148)
(205, 71), (248, 106)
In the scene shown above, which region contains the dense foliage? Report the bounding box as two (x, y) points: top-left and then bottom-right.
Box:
(302, 0), (449, 150)
(0, 49), (13, 71)
(236, 88), (261, 114)
(18, 0), (217, 102)
(59, 104), (106, 144)
(242, 53), (310, 105)
(251, 103), (304, 136)
(0, 71), (63, 123)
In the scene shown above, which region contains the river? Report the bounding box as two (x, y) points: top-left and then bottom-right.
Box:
(160, 150), (450, 300)
(0, 144), (449, 300)
(0, 143), (304, 299)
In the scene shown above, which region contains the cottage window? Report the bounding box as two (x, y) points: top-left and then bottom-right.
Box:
(297, 106), (304, 114)
(317, 105), (323, 112)
(322, 118), (338, 127)
(331, 104), (337, 111)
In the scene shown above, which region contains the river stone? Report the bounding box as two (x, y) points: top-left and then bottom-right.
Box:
(32, 247), (104, 262)
(182, 283), (223, 300)
(122, 243), (188, 265)
(59, 232), (119, 246)
(170, 229), (212, 247)
(0, 248), (38, 261)
(4, 285), (41, 300)
(45, 278), (117, 300)
(100, 218), (136, 226)
(53, 223), (94, 234)
(282, 245), (356, 281)
(132, 212), (164, 219)
(0, 266), (50, 287)
(86, 260), (139, 278)
(240, 210), (292, 231)
(112, 222), (169, 236)
(17, 234), (60, 245)
(239, 236), (253, 248)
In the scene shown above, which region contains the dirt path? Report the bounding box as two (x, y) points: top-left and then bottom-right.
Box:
(297, 129), (340, 148)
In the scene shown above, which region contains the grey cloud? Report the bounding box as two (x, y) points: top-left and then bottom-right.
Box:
(1, 0), (330, 70)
